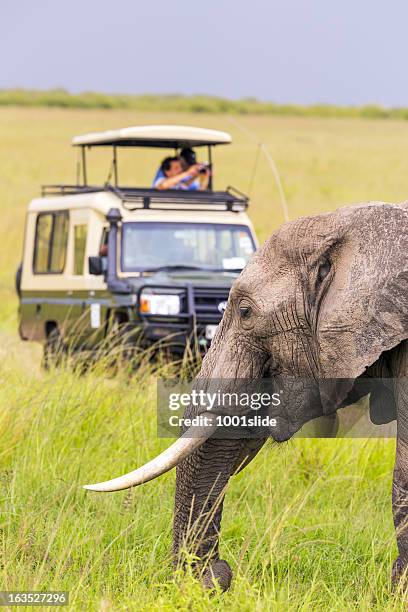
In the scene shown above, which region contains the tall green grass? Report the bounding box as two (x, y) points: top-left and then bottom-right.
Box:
(0, 347), (406, 610)
(3, 107), (408, 609)
(2, 88), (408, 120)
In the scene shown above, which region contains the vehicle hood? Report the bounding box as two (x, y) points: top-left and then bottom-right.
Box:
(125, 269), (240, 290)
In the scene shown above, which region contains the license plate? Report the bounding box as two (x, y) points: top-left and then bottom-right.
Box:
(205, 324), (218, 340)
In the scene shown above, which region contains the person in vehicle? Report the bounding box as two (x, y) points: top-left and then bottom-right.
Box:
(179, 148), (211, 191)
(153, 156), (201, 190)
(152, 151), (211, 191)
(151, 149), (198, 184)
(99, 235), (109, 272)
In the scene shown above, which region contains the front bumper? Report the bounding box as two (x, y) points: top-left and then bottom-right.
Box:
(135, 283), (228, 352)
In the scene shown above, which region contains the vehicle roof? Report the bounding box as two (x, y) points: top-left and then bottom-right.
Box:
(71, 125), (232, 148)
(27, 191), (252, 226)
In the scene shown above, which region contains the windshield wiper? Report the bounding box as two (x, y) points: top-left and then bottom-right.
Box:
(213, 268), (243, 273)
(143, 265), (244, 273)
(143, 265), (208, 273)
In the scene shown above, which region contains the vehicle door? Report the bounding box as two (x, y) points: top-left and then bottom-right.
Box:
(66, 209), (110, 347)
(20, 209), (70, 341)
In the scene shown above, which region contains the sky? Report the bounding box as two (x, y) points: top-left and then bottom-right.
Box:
(1, 0), (408, 106)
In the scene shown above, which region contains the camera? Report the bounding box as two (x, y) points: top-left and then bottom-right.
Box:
(198, 162), (210, 174)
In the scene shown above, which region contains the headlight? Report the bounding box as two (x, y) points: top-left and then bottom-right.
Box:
(139, 292), (181, 315)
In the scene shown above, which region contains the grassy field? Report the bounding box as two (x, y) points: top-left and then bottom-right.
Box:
(2, 107), (408, 610)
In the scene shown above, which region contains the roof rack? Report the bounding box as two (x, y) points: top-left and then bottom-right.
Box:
(106, 184), (248, 212)
(41, 184), (102, 197)
(40, 184), (249, 212)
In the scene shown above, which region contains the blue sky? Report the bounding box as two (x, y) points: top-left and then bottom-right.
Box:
(1, 0), (407, 106)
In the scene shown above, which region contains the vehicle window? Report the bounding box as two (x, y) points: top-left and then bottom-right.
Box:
(34, 212), (69, 274)
(34, 214), (53, 273)
(73, 225), (88, 275)
(121, 222), (256, 272)
(51, 213), (69, 272)
(99, 227), (109, 257)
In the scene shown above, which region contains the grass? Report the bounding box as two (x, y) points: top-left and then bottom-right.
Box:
(0, 350), (403, 610)
(1, 349), (404, 610)
(2, 107), (408, 609)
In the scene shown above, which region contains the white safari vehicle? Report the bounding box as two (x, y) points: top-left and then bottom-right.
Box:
(17, 125), (258, 362)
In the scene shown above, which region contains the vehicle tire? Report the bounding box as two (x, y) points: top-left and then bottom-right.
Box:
(70, 348), (93, 376)
(112, 316), (133, 362)
(106, 315), (143, 372)
(42, 326), (65, 370)
(15, 263), (22, 298)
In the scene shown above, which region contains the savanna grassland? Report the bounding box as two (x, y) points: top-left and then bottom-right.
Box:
(2, 107), (408, 610)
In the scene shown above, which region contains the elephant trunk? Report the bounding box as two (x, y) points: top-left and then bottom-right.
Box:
(173, 437), (266, 590)
(170, 322), (269, 588)
(173, 438), (244, 590)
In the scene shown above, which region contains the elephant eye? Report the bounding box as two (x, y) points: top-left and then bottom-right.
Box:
(318, 260), (331, 283)
(239, 304), (252, 320)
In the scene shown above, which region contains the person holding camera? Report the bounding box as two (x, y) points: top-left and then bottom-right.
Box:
(179, 148), (211, 190)
(152, 149), (211, 191)
(153, 156), (201, 190)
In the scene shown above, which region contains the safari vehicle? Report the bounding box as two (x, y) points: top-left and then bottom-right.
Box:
(17, 125), (258, 362)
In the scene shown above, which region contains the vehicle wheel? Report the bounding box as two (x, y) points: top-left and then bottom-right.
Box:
(42, 326), (65, 370)
(15, 263), (22, 298)
(106, 316), (143, 372)
(70, 348), (94, 375)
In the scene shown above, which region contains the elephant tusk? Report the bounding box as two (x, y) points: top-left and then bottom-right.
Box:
(83, 420), (216, 492)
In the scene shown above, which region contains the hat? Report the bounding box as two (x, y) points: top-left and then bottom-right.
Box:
(180, 148), (197, 165)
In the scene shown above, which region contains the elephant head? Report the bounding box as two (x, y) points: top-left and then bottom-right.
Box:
(84, 202), (408, 590)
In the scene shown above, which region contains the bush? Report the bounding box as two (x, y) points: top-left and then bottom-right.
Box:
(0, 88), (407, 121)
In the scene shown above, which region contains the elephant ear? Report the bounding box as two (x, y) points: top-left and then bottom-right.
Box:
(315, 203), (408, 415)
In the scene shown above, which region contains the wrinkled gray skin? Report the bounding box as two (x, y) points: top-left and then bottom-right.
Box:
(174, 202), (408, 590)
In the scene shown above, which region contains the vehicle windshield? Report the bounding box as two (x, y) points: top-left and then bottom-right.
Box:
(121, 222), (256, 272)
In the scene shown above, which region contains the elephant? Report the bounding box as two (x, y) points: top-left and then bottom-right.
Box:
(84, 201), (408, 591)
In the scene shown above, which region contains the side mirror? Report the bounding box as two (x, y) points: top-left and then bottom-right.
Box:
(88, 256), (104, 275)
